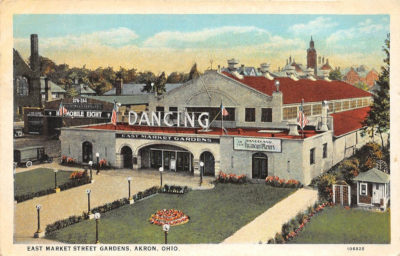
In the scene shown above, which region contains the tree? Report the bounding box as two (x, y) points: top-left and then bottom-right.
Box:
(66, 87), (79, 97)
(154, 72), (167, 95)
(167, 72), (183, 83)
(362, 34), (390, 149)
(188, 63), (200, 80)
(328, 68), (342, 80)
(354, 81), (369, 91)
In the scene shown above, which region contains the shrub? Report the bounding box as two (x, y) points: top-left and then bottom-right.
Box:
(316, 173), (337, 202)
(265, 176), (303, 188)
(69, 171), (87, 180)
(267, 238), (275, 244)
(339, 158), (360, 183)
(162, 184), (189, 194)
(295, 212), (306, 225)
(274, 232), (285, 244)
(216, 171), (247, 184)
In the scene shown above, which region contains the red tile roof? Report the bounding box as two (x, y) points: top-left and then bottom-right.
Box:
(83, 123), (321, 140)
(330, 107), (370, 137)
(222, 72), (371, 104)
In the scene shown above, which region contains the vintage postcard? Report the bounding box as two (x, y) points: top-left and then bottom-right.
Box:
(1, 0), (399, 255)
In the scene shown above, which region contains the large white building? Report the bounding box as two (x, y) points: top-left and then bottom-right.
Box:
(60, 69), (373, 184)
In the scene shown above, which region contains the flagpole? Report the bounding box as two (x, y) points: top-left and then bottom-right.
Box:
(221, 110), (223, 135)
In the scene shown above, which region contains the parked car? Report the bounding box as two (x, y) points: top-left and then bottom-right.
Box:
(13, 146), (53, 167)
(13, 127), (24, 138)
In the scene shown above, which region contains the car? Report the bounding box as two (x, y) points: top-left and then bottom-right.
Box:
(14, 127), (24, 138)
(13, 146), (53, 168)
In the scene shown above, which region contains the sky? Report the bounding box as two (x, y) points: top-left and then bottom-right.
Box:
(13, 14), (389, 73)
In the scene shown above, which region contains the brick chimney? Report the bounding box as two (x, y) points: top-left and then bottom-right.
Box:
(115, 78), (123, 95)
(30, 34), (40, 78)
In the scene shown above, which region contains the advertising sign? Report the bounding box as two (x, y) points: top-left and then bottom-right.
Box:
(234, 137), (281, 152)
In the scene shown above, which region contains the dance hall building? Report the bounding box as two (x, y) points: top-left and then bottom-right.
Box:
(60, 70), (373, 184)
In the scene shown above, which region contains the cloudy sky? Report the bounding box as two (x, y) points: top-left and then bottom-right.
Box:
(14, 14), (389, 73)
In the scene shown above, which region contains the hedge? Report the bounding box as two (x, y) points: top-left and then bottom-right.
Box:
(45, 186), (160, 235)
(15, 177), (90, 203)
(161, 184), (189, 194)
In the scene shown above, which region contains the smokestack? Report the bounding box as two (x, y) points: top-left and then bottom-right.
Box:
(44, 77), (49, 101)
(30, 34), (40, 76)
(115, 78), (123, 95)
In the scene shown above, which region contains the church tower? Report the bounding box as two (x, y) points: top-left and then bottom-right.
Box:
(307, 36), (317, 75)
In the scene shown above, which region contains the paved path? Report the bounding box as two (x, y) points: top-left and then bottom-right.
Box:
(14, 165), (214, 243)
(222, 187), (318, 244)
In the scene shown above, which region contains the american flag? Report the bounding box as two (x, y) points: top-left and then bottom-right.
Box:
(297, 103), (309, 129)
(111, 101), (118, 126)
(220, 103), (229, 116)
(58, 102), (68, 116)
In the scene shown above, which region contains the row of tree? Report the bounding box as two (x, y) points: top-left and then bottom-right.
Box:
(38, 57), (200, 96)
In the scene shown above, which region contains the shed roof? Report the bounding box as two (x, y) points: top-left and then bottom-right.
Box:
(353, 168), (390, 183)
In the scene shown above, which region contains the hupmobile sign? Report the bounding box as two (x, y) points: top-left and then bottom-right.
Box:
(129, 111), (209, 129)
(234, 137), (282, 152)
(116, 133), (220, 144)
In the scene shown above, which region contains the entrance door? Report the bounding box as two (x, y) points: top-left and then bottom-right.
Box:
(150, 150), (162, 169)
(252, 153), (268, 179)
(177, 152), (191, 172)
(200, 151), (215, 176)
(372, 184), (383, 204)
(82, 141), (93, 163)
(121, 146), (133, 168)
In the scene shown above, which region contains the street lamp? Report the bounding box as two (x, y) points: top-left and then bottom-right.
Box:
(34, 204), (43, 238)
(159, 167), (164, 187)
(96, 152), (100, 175)
(54, 169), (60, 192)
(86, 189), (92, 217)
(127, 177), (133, 204)
(163, 224), (170, 244)
(94, 212), (101, 244)
(274, 80), (280, 92)
(199, 161), (204, 186)
(88, 161), (93, 182)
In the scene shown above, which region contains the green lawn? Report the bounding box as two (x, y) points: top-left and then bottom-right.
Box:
(46, 184), (296, 244)
(288, 207), (390, 244)
(15, 168), (72, 197)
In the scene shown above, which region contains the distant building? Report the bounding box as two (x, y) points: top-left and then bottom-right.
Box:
(343, 66), (379, 88)
(13, 34), (42, 120)
(40, 77), (66, 103)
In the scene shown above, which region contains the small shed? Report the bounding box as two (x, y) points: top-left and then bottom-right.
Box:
(353, 168), (390, 210)
(332, 180), (351, 206)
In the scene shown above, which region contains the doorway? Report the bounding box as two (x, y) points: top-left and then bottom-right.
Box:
(252, 153), (268, 179)
(121, 146), (133, 168)
(200, 151), (215, 176)
(82, 141), (93, 163)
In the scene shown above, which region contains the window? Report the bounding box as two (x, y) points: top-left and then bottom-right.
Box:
(283, 106), (297, 120)
(303, 105), (312, 116)
(245, 108), (255, 122)
(323, 143), (327, 158)
(362, 98), (368, 106)
(16, 76), (29, 96)
(156, 106), (164, 116)
(357, 99), (363, 108)
(351, 100), (357, 109)
(342, 100), (350, 110)
(376, 184), (379, 190)
(312, 104), (322, 115)
(261, 108), (272, 122)
(334, 101), (342, 112)
(360, 183), (367, 196)
(169, 106), (178, 119)
(328, 103), (334, 113)
(310, 148), (315, 165)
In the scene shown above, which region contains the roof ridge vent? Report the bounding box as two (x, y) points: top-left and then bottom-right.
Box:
(264, 72), (274, 80)
(289, 74), (299, 81)
(307, 75), (316, 81)
(232, 70), (244, 80)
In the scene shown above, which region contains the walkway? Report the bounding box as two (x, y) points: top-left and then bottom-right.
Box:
(222, 187), (318, 244)
(14, 165), (214, 243)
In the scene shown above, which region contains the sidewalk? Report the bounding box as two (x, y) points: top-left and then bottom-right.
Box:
(14, 166), (214, 243)
(222, 187), (318, 244)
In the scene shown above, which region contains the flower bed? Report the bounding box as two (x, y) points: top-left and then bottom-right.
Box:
(149, 209), (190, 226)
(265, 176), (303, 188)
(162, 184), (189, 194)
(216, 171), (247, 184)
(45, 186), (160, 235)
(69, 171), (87, 179)
(267, 201), (334, 244)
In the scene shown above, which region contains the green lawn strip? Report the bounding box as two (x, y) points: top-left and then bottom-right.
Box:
(15, 168), (72, 197)
(288, 207), (390, 244)
(46, 184), (296, 244)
